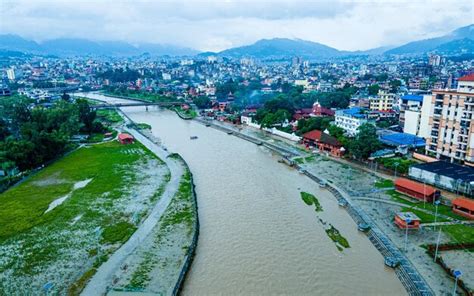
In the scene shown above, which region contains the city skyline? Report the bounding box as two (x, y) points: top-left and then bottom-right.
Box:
(1, 0), (473, 52)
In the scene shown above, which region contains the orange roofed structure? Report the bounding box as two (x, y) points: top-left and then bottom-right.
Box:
(394, 178), (439, 202)
(452, 198), (474, 220)
(118, 133), (134, 145)
(395, 212), (421, 229)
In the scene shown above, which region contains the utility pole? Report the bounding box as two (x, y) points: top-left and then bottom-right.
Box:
(405, 217), (411, 252)
(452, 270), (462, 295)
(434, 226), (442, 262)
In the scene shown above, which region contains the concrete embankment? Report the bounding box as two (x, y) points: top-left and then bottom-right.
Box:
(194, 118), (300, 157)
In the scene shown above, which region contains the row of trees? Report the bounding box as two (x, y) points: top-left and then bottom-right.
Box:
(0, 96), (103, 171)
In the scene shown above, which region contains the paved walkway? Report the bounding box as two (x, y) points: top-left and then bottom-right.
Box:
(81, 116), (184, 296)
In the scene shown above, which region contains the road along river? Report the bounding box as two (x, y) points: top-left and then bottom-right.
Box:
(78, 93), (405, 295)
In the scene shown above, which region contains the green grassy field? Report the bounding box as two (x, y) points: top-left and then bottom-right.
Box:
(0, 141), (169, 293)
(96, 109), (124, 124)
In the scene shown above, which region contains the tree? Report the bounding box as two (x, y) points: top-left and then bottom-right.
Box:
(61, 92), (71, 102)
(348, 123), (382, 159)
(389, 80), (402, 93)
(76, 99), (97, 133)
(193, 96), (211, 109)
(261, 109), (290, 128)
(296, 117), (332, 135)
(368, 84), (380, 96)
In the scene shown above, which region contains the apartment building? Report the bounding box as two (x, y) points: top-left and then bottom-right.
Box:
(402, 94), (432, 139)
(370, 90), (395, 111)
(425, 73), (474, 166)
(335, 107), (369, 136)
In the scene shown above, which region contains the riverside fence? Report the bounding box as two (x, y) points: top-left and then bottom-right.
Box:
(294, 163), (434, 296)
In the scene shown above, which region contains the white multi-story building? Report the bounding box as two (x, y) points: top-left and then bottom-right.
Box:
(370, 90), (395, 111)
(425, 73), (474, 166)
(403, 95), (432, 139)
(335, 107), (370, 136)
(6, 67), (23, 81)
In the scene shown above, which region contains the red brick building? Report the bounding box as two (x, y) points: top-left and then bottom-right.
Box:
(302, 130), (344, 157)
(312, 101), (335, 117)
(395, 212), (421, 229)
(452, 198), (474, 220)
(394, 178), (439, 202)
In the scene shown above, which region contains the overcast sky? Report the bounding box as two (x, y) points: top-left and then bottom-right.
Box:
(1, 0), (472, 52)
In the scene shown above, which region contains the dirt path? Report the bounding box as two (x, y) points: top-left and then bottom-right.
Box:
(81, 126), (184, 295)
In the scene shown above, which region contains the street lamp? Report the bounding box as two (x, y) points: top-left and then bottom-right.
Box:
(434, 226), (442, 262)
(452, 269), (462, 296)
(434, 200), (440, 224)
(405, 217), (411, 252)
(394, 162), (400, 178)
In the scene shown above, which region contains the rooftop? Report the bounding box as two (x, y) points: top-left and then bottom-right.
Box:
(458, 73), (474, 82)
(396, 212), (421, 222)
(380, 132), (425, 147)
(401, 94), (424, 102)
(411, 161), (474, 183)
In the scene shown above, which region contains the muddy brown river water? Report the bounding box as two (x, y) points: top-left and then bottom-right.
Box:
(78, 93), (406, 295)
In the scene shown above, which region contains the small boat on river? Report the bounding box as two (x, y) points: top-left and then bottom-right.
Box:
(190, 136), (198, 140)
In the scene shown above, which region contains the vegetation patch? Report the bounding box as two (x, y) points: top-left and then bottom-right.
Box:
(374, 179), (394, 188)
(96, 109), (124, 124)
(442, 225), (474, 245)
(300, 191), (323, 212)
(0, 141), (169, 293)
(325, 224), (351, 251)
(136, 123), (152, 130)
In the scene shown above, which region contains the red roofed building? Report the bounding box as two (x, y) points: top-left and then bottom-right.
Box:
(395, 212), (421, 229)
(118, 133), (134, 145)
(458, 73), (474, 82)
(394, 178), (439, 202)
(452, 198), (474, 220)
(302, 129), (344, 157)
(312, 101), (335, 117)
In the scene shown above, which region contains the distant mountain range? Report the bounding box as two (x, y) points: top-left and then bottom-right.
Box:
(1, 24), (472, 59)
(0, 35), (198, 57)
(385, 24), (474, 55)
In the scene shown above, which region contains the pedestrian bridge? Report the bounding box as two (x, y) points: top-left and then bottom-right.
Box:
(93, 102), (182, 109)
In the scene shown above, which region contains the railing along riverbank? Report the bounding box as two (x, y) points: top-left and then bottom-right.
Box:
(194, 118), (300, 157)
(117, 110), (200, 296)
(294, 162), (434, 296)
(192, 116), (433, 295)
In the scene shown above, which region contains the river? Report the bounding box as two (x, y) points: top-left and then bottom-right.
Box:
(78, 93), (405, 295)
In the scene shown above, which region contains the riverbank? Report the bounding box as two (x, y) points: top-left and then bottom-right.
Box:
(0, 141), (169, 294)
(300, 153), (473, 295)
(73, 92), (407, 295)
(81, 110), (199, 296)
(107, 154), (199, 295)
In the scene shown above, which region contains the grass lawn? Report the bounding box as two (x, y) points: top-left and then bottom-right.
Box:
(400, 207), (448, 223)
(96, 109), (124, 124)
(375, 179), (394, 188)
(0, 141), (168, 293)
(442, 225), (474, 245)
(387, 189), (467, 221)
